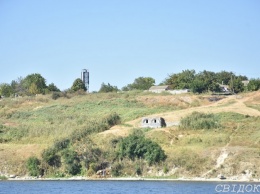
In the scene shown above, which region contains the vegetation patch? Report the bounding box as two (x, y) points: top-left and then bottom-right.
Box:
(172, 149), (210, 176)
(179, 112), (221, 130)
(1, 89), (260, 179)
(117, 130), (167, 165)
(26, 156), (41, 176)
(24, 113), (122, 177)
(0, 175), (7, 180)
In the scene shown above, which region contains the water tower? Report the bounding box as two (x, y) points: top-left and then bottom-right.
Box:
(81, 69), (89, 92)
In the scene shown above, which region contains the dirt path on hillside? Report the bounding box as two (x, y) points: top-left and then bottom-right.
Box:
(101, 92), (260, 136)
(129, 93), (260, 128)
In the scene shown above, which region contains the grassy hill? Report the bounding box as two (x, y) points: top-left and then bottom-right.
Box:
(0, 91), (260, 180)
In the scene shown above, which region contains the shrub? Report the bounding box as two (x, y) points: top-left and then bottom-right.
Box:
(180, 111), (221, 130)
(111, 163), (123, 177)
(62, 149), (81, 175)
(42, 148), (61, 168)
(0, 175), (7, 180)
(52, 92), (62, 100)
(135, 165), (142, 176)
(82, 147), (102, 170)
(163, 165), (169, 174)
(53, 138), (70, 151)
(104, 112), (121, 127)
(87, 163), (97, 176)
(117, 132), (166, 165)
(26, 156), (41, 176)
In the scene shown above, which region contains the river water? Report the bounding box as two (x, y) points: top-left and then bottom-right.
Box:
(0, 180), (257, 194)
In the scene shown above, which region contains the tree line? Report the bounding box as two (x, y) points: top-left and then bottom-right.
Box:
(1, 70), (260, 97)
(0, 74), (86, 97)
(98, 70), (260, 94)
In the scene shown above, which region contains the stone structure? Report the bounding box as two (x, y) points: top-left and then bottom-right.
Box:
(149, 85), (170, 93)
(242, 80), (250, 87)
(149, 85), (190, 94)
(141, 117), (166, 128)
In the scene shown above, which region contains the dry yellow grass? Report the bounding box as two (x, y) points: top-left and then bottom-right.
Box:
(99, 91), (260, 137)
(0, 143), (48, 175)
(1, 91), (260, 177)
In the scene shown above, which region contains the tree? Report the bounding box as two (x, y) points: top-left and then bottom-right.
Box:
(48, 83), (60, 92)
(247, 79), (260, 91)
(122, 77), (155, 91)
(11, 77), (25, 95)
(177, 69), (196, 89)
(163, 70), (196, 89)
(29, 83), (40, 95)
(0, 83), (13, 97)
(190, 78), (206, 94)
(196, 71), (218, 92)
(162, 73), (179, 89)
(22, 73), (47, 94)
(215, 71), (248, 92)
(99, 83), (118, 93)
(230, 78), (244, 93)
(71, 78), (86, 92)
(215, 71), (235, 85)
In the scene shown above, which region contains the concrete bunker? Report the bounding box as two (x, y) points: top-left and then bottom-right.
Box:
(141, 117), (166, 128)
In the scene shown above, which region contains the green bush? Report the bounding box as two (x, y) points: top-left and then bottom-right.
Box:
(163, 165), (169, 174)
(117, 132), (167, 165)
(82, 147), (102, 169)
(111, 163), (123, 177)
(87, 163), (97, 176)
(62, 149), (81, 175)
(180, 111), (221, 130)
(0, 126), (29, 142)
(51, 92), (62, 100)
(135, 165), (142, 176)
(104, 112), (121, 127)
(0, 175), (7, 180)
(26, 156), (41, 176)
(42, 148), (61, 168)
(53, 138), (70, 151)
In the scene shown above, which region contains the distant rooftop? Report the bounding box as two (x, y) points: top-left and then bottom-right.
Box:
(149, 85), (169, 90)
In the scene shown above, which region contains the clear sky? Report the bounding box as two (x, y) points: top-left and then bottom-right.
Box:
(0, 0), (259, 91)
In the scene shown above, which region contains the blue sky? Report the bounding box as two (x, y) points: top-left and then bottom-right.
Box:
(0, 0), (259, 91)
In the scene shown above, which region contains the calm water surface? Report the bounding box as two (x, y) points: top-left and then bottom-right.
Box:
(0, 180), (250, 194)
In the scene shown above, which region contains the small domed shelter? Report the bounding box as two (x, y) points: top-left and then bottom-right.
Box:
(141, 117), (166, 128)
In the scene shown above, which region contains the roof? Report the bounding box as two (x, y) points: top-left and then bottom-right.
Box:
(149, 85), (169, 90)
(219, 84), (230, 88)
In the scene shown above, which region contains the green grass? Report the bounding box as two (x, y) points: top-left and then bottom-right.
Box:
(1, 92), (260, 178)
(0, 175), (7, 180)
(179, 111), (222, 130)
(0, 93), (173, 144)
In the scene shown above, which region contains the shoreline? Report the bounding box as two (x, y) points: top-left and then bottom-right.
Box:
(3, 176), (260, 182)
